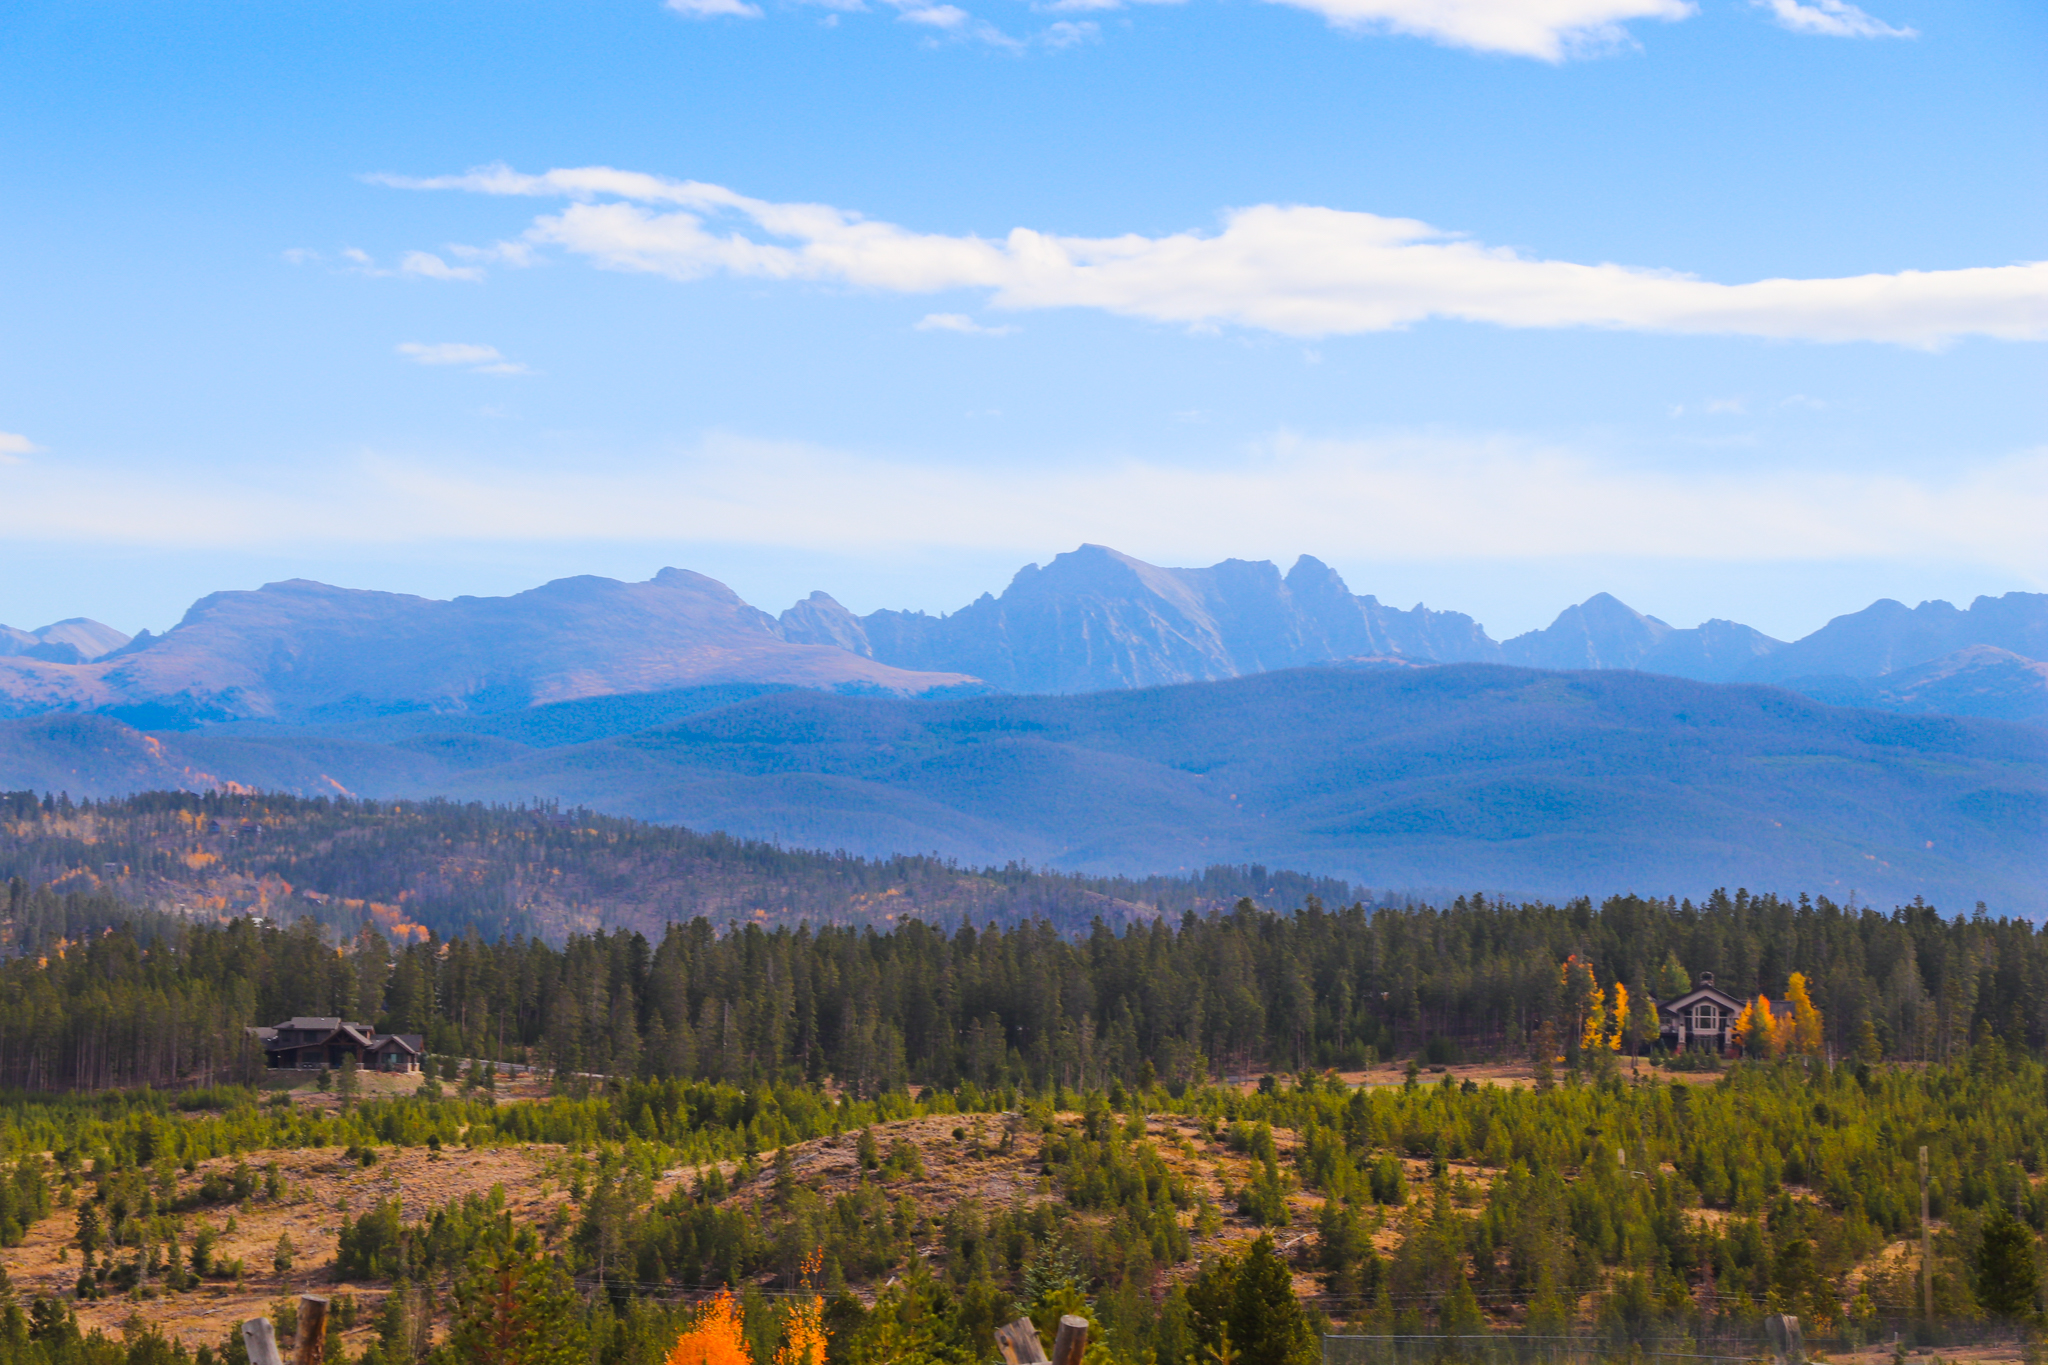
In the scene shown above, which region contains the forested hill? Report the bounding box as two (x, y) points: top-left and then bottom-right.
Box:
(6, 666), (2043, 914)
(0, 789), (1360, 944)
(0, 854), (2035, 1092)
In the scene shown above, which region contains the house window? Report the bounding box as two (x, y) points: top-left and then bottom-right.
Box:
(1693, 1003), (1718, 1032)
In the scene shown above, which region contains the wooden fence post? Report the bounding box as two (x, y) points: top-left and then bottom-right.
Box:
(1920, 1145), (1933, 1319)
(1051, 1314), (1089, 1365)
(996, 1317), (1051, 1365)
(295, 1295), (329, 1365)
(242, 1318), (285, 1365)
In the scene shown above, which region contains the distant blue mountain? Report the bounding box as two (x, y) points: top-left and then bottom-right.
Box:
(785, 544), (2047, 723)
(5, 665), (2040, 915)
(3, 548), (2044, 726)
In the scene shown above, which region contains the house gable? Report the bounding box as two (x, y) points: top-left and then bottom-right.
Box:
(1658, 986), (1743, 1017)
(1655, 974), (1745, 1049)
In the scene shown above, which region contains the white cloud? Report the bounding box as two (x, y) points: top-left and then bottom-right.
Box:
(879, 0), (1024, 44)
(399, 251), (485, 282)
(396, 342), (532, 375)
(1041, 19), (1100, 44)
(916, 312), (1018, 335)
(383, 164), (2048, 348)
(1255, 0), (1694, 60)
(898, 3), (968, 24)
(0, 432), (40, 464)
(334, 247), (486, 280)
(1758, 0), (1914, 38)
(667, 0), (764, 16)
(5, 435), (2044, 586)
(667, 0), (1677, 56)
(448, 241), (539, 268)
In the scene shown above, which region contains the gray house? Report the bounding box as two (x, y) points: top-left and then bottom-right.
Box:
(1656, 973), (1795, 1054)
(1657, 974), (1745, 1052)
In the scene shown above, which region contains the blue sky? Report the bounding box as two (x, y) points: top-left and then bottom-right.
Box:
(0, 0), (2042, 643)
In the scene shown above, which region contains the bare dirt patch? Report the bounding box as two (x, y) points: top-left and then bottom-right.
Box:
(0, 1138), (571, 1353)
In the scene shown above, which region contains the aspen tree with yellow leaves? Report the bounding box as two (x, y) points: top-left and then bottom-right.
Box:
(775, 1250), (828, 1365)
(1559, 955), (1601, 1064)
(665, 1252), (828, 1365)
(664, 1290), (751, 1365)
(1786, 972), (1825, 1057)
(1732, 995), (1782, 1058)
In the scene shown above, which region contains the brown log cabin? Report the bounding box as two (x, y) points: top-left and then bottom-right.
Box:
(248, 1017), (424, 1072)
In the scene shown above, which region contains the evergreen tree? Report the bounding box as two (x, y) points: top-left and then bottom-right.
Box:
(1196, 1236), (1316, 1365)
(1975, 1205), (2041, 1321)
(445, 1249), (588, 1365)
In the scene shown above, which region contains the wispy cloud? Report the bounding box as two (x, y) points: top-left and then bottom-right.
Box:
(898, 3), (968, 24)
(659, 0), (1690, 57)
(1255, 0), (1693, 60)
(317, 247), (486, 281)
(0, 432), (41, 464)
(380, 165), (2048, 348)
(396, 342), (532, 375)
(666, 0), (765, 17)
(660, 0), (1094, 49)
(398, 251), (485, 281)
(1757, 0), (1914, 38)
(879, 0), (1028, 46)
(648, 0), (1899, 57)
(1040, 19), (1100, 44)
(447, 241), (539, 269)
(916, 312), (1018, 336)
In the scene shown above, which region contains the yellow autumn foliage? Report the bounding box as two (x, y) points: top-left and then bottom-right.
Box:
(665, 1290), (750, 1365)
(669, 1251), (828, 1365)
(1786, 972), (1825, 1056)
(1732, 994), (1781, 1057)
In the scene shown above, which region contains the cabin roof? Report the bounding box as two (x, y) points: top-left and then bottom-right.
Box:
(1659, 986), (1744, 1014)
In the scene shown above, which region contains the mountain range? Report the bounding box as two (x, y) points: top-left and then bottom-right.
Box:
(1, 549), (2041, 913)
(0, 569), (976, 727)
(2, 545), (2043, 725)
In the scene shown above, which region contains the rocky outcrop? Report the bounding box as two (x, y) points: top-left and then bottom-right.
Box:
(777, 592), (874, 657)
(853, 544), (1501, 693)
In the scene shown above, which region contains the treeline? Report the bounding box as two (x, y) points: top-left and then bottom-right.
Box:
(0, 877), (2041, 1094)
(0, 789), (1361, 944)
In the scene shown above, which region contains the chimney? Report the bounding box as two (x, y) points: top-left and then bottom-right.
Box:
(1699, 971), (1715, 989)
